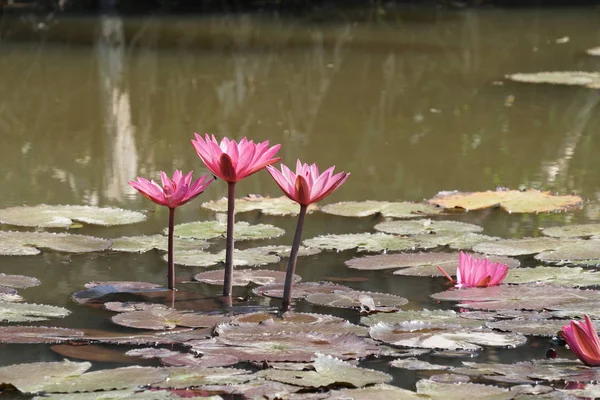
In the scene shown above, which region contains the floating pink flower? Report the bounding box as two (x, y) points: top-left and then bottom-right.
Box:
(562, 315), (600, 367)
(129, 170), (213, 209)
(266, 160), (350, 206)
(437, 251), (508, 288)
(191, 133), (281, 183)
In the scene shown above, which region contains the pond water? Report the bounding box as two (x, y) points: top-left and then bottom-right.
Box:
(1, 4), (600, 397)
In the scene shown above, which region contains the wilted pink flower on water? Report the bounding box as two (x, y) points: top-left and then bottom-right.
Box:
(266, 160), (349, 206)
(437, 251), (508, 288)
(561, 315), (600, 367)
(191, 133), (281, 183)
(129, 170), (213, 209)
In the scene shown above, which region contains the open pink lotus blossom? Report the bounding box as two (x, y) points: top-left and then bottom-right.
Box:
(129, 170), (213, 209)
(437, 251), (508, 288)
(562, 315), (600, 367)
(266, 160), (350, 206)
(191, 133), (281, 183)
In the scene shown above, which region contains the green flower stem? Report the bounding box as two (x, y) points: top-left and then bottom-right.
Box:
(223, 182), (236, 296)
(282, 204), (307, 312)
(168, 207), (176, 290)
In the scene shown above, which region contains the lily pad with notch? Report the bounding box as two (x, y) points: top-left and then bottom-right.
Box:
(0, 204), (146, 228)
(0, 231), (112, 255)
(202, 195), (319, 216)
(321, 201), (442, 218)
(109, 234), (209, 253)
(428, 189), (583, 213)
(168, 220), (284, 241)
(194, 269), (300, 287)
(374, 220), (483, 236)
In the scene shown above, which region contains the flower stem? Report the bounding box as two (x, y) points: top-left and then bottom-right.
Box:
(282, 204), (307, 312)
(223, 182), (236, 296)
(168, 207), (176, 290)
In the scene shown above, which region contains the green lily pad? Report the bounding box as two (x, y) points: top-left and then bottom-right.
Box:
(0, 360), (92, 393)
(428, 189), (583, 213)
(254, 282), (353, 300)
(171, 248), (279, 267)
(0, 301), (70, 323)
(112, 308), (231, 330)
(431, 284), (600, 310)
(503, 266), (600, 287)
(374, 220), (483, 236)
(415, 379), (513, 400)
(41, 366), (169, 393)
(169, 220), (284, 241)
(446, 233), (502, 251)
(194, 269), (300, 287)
(506, 71), (600, 89)
(472, 237), (573, 256)
(369, 323), (527, 351)
(259, 354), (392, 388)
(535, 240), (600, 263)
(361, 309), (484, 329)
(305, 290), (408, 311)
(486, 319), (569, 337)
(321, 201), (442, 218)
(110, 234), (209, 253)
(303, 233), (443, 253)
(542, 224), (600, 238)
(0, 273), (40, 289)
(0, 204), (146, 228)
(0, 231), (112, 255)
(202, 195), (319, 216)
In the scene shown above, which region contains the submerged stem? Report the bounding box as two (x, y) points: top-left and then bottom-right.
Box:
(223, 182), (236, 296)
(168, 207), (176, 290)
(281, 204), (308, 312)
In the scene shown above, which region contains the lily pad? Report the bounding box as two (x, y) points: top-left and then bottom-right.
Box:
(503, 266), (600, 287)
(51, 344), (139, 364)
(194, 269), (301, 286)
(303, 233), (442, 253)
(549, 301), (600, 319)
(152, 366), (256, 388)
(0, 273), (40, 289)
(32, 390), (202, 399)
(0, 231), (112, 255)
(486, 319), (569, 337)
(472, 237), (572, 256)
(110, 234), (209, 253)
(259, 354), (392, 388)
(0, 360), (92, 394)
(72, 281), (163, 305)
(361, 309), (484, 329)
(202, 195), (319, 216)
(431, 284), (600, 310)
(542, 224), (600, 238)
(103, 302), (169, 313)
(535, 240), (600, 263)
(0, 326), (84, 343)
(112, 308), (231, 330)
(217, 316), (368, 337)
(254, 282), (352, 299)
(0, 301), (70, 323)
(304, 290), (407, 310)
(415, 379), (513, 400)
(321, 201), (442, 218)
(506, 71), (600, 89)
(0, 204), (146, 228)
(374, 220), (483, 236)
(328, 384), (423, 399)
(171, 248), (280, 267)
(369, 322), (526, 351)
(390, 358), (453, 371)
(428, 189), (583, 213)
(169, 220), (284, 241)
(0, 288), (22, 303)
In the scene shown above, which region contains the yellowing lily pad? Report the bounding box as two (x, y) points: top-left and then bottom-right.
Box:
(506, 71), (600, 89)
(428, 189), (583, 213)
(0, 231), (112, 255)
(374, 220), (483, 236)
(321, 201), (442, 218)
(110, 234), (209, 253)
(503, 266), (600, 287)
(202, 195), (318, 216)
(169, 220), (284, 241)
(0, 204), (146, 228)
(194, 269), (300, 286)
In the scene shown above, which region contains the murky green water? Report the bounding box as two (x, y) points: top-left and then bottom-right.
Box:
(1, 5), (600, 394)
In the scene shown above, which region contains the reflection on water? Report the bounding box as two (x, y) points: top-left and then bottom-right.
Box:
(0, 4), (599, 382)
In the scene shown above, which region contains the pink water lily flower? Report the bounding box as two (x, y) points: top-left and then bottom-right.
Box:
(191, 133), (281, 183)
(437, 251), (508, 288)
(129, 170), (213, 209)
(562, 315), (600, 367)
(266, 160), (350, 206)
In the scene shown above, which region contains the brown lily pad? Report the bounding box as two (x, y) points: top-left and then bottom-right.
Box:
(428, 189), (583, 213)
(0, 326), (84, 344)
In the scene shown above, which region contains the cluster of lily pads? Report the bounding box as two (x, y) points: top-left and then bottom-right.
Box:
(1, 183), (600, 397)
